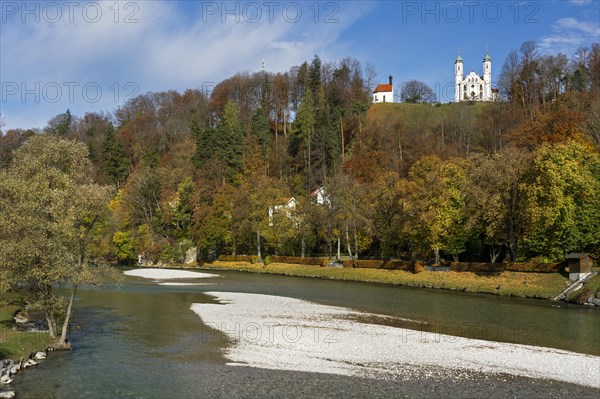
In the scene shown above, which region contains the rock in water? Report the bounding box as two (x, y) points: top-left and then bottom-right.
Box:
(34, 352), (46, 360)
(0, 374), (12, 384)
(0, 391), (16, 398)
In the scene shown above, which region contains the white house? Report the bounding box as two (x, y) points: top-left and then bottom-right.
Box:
(454, 51), (498, 102)
(310, 186), (329, 205)
(373, 75), (394, 103)
(268, 197), (298, 225)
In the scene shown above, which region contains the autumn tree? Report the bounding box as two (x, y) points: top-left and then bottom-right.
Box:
(467, 149), (531, 262)
(523, 142), (600, 260)
(405, 156), (470, 263)
(0, 135), (116, 347)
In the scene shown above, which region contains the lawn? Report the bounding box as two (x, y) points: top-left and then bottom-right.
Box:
(0, 294), (54, 360)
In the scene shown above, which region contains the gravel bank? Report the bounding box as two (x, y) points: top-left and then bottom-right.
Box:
(191, 292), (600, 388)
(123, 268), (220, 280)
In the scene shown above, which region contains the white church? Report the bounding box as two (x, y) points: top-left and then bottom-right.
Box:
(454, 51), (498, 102)
(372, 75), (394, 103)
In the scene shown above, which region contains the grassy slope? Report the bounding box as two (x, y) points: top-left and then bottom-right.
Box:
(367, 101), (491, 126)
(201, 261), (570, 299)
(0, 294), (54, 360)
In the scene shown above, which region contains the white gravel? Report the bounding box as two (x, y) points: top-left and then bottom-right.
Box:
(123, 268), (220, 280)
(158, 282), (215, 286)
(190, 292), (600, 388)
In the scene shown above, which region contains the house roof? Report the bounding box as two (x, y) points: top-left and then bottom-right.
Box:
(373, 84), (393, 94)
(566, 253), (595, 259)
(310, 186), (324, 197)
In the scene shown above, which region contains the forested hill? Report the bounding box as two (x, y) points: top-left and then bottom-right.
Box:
(1, 42), (599, 264)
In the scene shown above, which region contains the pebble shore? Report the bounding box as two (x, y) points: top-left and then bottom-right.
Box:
(191, 292), (600, 389)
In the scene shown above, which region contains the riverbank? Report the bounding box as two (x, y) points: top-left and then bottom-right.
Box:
(0, 295), (54, 398)
(0, 295), (53, 360)
(199, 261), (571, 299)
(191, 291), (600, 389)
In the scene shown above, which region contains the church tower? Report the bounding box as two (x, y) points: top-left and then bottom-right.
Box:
(483, 50), (492, 101)
(454, 54), (463, 102)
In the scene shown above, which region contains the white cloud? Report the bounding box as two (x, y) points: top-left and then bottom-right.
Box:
(555, 17), (600, 36)
(538, 16), (599, 55)
(568, 0), (592, 5)
(0, 1), (373, 131)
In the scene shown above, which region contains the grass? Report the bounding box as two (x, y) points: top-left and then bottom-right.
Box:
(201, 261), (571, 299)
(0, 293), (54, 360)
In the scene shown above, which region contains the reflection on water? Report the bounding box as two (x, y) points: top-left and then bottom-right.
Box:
(10, 268), (600, 398)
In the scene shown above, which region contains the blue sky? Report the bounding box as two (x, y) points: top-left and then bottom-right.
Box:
(1, 0), (599, 131)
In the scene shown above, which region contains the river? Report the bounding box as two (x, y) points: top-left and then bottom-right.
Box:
(7, 268), (600, 398)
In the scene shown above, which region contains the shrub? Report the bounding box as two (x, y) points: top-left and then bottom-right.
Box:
(264, 255), (273, 265)
(382, 260), (413, 271)
(218, 255), (260, 264)
(504, 262), (561, 273)
(353, 259), (385, 269)
(449, 262), (561, 273)
(342, 260), (354, 268)
(450, 262), (504, 273)
(414, 261), (425, 273)
(269, 256), (328, 266)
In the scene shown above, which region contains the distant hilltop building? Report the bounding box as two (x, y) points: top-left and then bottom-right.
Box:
(454, 51), (498, 102)
(373, 75), (394, 103)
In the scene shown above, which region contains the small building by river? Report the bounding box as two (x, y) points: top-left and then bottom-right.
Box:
(566, 253), (595, 281)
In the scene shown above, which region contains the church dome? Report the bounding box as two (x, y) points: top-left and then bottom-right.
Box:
(483, 51), (491, 62)
(455, 54), (463, 63)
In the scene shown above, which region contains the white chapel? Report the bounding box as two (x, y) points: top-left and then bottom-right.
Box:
(454, 51), (498, 102)
(373, 75), (394, 103)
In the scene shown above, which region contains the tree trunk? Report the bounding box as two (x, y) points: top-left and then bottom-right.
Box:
(340, 116), (345, 162)
(46, 314), (57, 338)
(434, 248), (441, 264)
(58, 284), (77, 346)
(353, 222), (358, 260)
(256, 230), (262, 260)
(490, 246), (500, 263)
(345, 224), (353, 259)
(301, 235), (306, 258)
(337, 236), (341, 260)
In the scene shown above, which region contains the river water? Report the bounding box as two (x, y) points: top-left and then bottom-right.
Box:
(7, 269), (600, 398)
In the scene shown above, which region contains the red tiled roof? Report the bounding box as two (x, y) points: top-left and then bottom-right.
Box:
(373, 84), (393, 93)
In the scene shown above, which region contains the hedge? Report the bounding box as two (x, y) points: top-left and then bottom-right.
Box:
(382, 260), (413, 271)
(269, 256), (329, 267)
(504, 262), (561, 273)
(218, 255), (261, 264)
(450, 262), (561, 273)
(342, 259), (418, 272)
